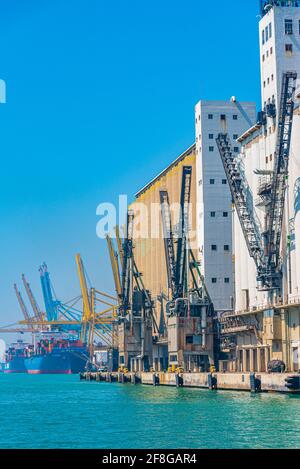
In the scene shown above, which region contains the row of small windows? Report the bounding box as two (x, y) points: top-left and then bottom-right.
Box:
(263, 74), (274, 87)
(196, 114), (239, 124)
(208, 145), (239, 153)
(210, 211), (229, 218)
(208, 113), (238, 120)
(262, 46), (273, 61)
(199, 179), (227, 186)
(262, 22), (272, 45)
(212, 278), (230, 284)
(266, 154), (273, 164)
(209, 178), (227, 185)
(211, 244), (230, 251)
(208, 133), (238, 140)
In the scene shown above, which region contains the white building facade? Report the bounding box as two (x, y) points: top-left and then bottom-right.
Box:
(195, 100), (256, 312)
(235, 1), (300, 312)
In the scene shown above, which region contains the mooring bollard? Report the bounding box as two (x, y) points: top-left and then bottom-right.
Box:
(208, 373), (217, 390)
(175, 373), (183, 388)
(153, 373), (160, 386)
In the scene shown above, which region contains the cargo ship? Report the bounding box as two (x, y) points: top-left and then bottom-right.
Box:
(3, 340), (28, 373)
(3, 333), (89, 374)
(24, 332), (89, 374)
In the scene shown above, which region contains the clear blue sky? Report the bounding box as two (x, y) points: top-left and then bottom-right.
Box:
(0, 0), (261, 341)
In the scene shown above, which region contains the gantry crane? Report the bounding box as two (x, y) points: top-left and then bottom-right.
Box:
(216, 71), (297, 291)
(39, 263), (59, 321)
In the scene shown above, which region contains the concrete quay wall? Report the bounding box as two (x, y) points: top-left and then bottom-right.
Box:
(80, 371), (300, 394)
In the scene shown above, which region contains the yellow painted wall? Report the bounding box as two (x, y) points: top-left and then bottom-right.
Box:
(130, 147), (197, 320)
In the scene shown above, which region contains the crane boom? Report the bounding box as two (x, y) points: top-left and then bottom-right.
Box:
(106, 234), (122, 300)
(175, 166), (193, 298)
(120, 210), (134, 316)
(75, 254), (92, 322)
(216, 133), (264, 270)
(159, 190), (177, 298)
(14, 284), (33, 328)
(216, 71), (297, 291)
(266, 71), (297, 269)
(21, 274), (43, 322)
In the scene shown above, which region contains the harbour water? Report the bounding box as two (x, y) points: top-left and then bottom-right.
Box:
(0, 374), (299, 449)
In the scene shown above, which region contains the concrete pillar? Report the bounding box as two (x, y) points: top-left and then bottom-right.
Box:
(257, 348), (262, 372)
(265, 347), (270, 372)
(242, 349), (247, 372)
(249, 348), (254, 372)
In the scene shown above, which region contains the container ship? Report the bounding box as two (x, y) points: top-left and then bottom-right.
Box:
(3, 333), (89, 374)
(3, 340), (28, 373)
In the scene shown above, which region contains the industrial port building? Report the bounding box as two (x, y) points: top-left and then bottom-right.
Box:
(114, 1), (300, 375)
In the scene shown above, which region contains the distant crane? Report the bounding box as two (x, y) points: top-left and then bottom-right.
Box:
(21, 274), (44, 322)
(39, 263), (59, 322)
(14, 283), (34, 330)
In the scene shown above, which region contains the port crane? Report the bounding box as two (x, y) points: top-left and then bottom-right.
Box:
(159, 166), (214, 317)
(21, 274), (44, 322)
(14, 284), (35, 330)
(216, 71), (297, 292)
(39, 263), (59, 321)
(75, 253), (119, 352)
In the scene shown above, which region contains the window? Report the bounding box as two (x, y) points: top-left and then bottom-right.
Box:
(262, 54), (265, 62)
(211, 245), (217, 251)
(209, 146), (214, 152)
(220, 114), (226, 120)
(186, 335), (193, 345)
(208, 114), (213, 120)
(223, 212), (228, 217)
(270, 154), (273, 162)
(299, 20), (300, 34)
(222, 179), (227, 185)
(209, 133), (214, 139)
(212, 278), (217, 284)
(210, 211), (216, 218)
(210, 179), (215, 185)
(269, 22), (272, 39)
(234, 147), (239, 153)
(285, 19), (293, 35)
(224, 245), (230, 251)
(233, 114), (238, 120)
(286, 43), (293, 54)
(266, 156), (268, 164)
(262, 29), (265, 45)
(270, 46), (273, 54)
(224, 278), (230, 284)
(233, 134), (238, 140)
(265, 25), (269, 42)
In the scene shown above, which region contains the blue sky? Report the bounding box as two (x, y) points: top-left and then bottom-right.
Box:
(0, 0), (261, 341)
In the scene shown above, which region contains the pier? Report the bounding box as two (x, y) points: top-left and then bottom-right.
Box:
(80, 371), (300, 394)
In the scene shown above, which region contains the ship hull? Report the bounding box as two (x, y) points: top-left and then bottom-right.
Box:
(3, 357), (27, 374)
(24, 348), (88, 374)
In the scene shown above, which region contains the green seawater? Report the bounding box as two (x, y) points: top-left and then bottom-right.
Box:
(0, 374), (299, 449)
